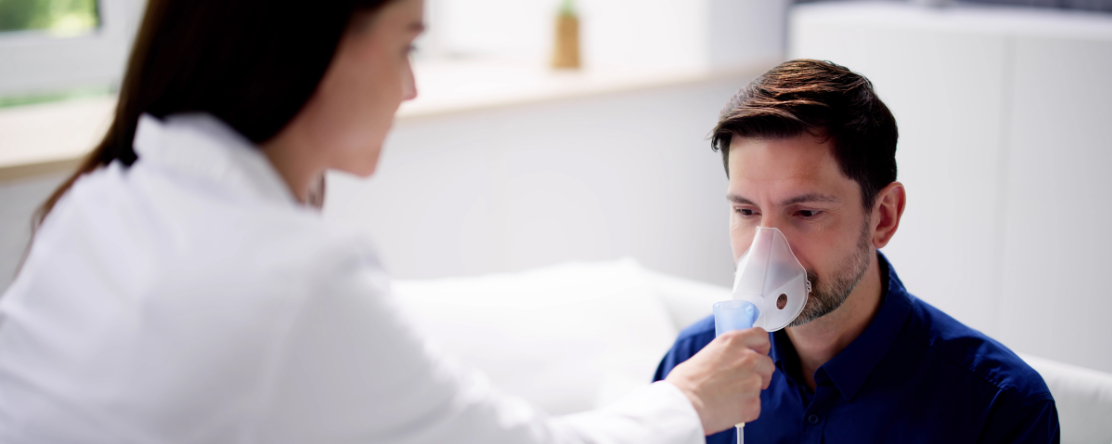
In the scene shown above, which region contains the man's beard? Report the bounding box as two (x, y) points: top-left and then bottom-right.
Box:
(788, 219), (874, 328)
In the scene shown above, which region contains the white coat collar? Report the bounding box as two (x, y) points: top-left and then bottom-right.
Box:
(133, 113), (298, 206)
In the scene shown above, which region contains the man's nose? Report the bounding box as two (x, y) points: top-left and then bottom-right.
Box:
(757, 214), (788, 230)
(755, 218), (800, 247)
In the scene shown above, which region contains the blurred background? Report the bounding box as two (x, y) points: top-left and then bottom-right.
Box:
(0, 0), (1110, 384)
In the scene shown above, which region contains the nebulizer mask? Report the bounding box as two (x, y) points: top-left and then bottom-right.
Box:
(712, 226), (812, 444)
(717, 226), (812, 333)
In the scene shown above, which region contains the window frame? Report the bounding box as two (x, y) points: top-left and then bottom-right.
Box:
(0, 0), (145, 98)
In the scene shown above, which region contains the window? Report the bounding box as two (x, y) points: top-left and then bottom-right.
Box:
(0, 0), (145, 104)
(0, 0), (100, 36)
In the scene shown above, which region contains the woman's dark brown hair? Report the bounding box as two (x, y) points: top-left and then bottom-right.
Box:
(33, 0), (391, 227)
(711, 59), (899, 212)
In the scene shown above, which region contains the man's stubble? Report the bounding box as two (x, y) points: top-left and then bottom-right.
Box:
(789, 218), (873, 328)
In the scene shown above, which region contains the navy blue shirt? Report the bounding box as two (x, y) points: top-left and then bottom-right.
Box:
(654, 253), (1059, 443)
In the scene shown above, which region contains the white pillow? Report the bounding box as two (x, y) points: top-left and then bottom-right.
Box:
(391, 259), (679, 415)
(1019, 354), (1112, 444)
(642, 270), (731, 332)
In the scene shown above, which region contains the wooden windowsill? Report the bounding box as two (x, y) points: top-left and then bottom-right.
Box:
(0, 59), (769, 183)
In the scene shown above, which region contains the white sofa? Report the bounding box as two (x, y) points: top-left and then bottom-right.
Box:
(392, 259), (1112, 444)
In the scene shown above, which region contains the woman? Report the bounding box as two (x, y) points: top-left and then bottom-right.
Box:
(0, 0), (773, 442)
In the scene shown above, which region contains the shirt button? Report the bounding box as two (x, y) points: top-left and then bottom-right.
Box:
(807, 414), (820, 424)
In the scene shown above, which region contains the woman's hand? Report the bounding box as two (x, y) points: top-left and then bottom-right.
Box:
(664, 327), (774, 435)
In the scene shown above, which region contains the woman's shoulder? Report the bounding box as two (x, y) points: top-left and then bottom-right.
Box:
(27, 160), (385, 308)
(1, 171), (393, 433)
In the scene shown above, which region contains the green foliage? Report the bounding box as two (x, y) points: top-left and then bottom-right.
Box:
(558, 0), (576, 17)
(0, 0), (99, 35)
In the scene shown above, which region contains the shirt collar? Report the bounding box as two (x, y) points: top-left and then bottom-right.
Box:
(132, 113), (298, 207)
(769, 251), (914, 401)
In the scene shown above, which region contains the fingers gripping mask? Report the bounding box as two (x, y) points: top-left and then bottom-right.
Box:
(731, 227), (812, 332)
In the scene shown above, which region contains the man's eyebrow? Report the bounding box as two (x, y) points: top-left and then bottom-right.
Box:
(727, 194), (757, 205)
(781, 193), (839, 206)
(726, 193), (839, 206)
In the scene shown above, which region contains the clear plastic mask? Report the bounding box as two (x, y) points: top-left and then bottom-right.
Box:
(731, 227), (812, 332)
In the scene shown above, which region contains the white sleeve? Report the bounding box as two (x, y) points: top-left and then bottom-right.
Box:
(251, 259), (705, 444)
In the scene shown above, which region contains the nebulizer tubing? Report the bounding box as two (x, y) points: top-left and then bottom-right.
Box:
(713, 300), (761, 444)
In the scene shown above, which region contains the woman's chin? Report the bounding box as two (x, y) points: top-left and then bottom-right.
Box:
(328, 143), (383, 177)
(334, 159), (379, 178)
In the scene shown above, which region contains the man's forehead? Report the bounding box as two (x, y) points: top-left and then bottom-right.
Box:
(727, 133), (836, 178)
(726, 133), (858, 204)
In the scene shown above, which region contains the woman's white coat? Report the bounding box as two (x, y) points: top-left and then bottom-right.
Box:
(0, 114), (703, 444)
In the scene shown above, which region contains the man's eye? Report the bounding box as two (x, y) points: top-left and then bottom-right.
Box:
(797, 210), (820, 218)
(736, 209), (756, 216)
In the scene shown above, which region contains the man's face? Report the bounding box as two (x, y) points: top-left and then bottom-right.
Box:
(727, 133), (874, 327)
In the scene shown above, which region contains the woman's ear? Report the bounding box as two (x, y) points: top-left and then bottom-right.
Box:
(347, 9), (378, 35)
(871, 181), (906, 249)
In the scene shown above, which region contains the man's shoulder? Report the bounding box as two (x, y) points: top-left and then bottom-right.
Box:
(676, 314), (717, 346)
(907, 296), (1052, 401)
(654, 315), (718, 381)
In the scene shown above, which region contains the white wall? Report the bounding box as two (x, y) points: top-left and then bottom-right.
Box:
(998, 35), (1112, 371)
(791, 2), (1112, 373)
(0, 76), (756, 294)
(324, 77), (752, 286)
(424, 0), (789, 70)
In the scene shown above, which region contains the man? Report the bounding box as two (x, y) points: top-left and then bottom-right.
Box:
(654, 60), (1059, 443)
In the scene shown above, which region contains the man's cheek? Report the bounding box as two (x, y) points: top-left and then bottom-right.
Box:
(791, 247), (825, 285)
(730, 241), (745, 263)
(728, 232), (749, 263)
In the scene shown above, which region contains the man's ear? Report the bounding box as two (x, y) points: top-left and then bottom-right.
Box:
(871, 181), (906, 249)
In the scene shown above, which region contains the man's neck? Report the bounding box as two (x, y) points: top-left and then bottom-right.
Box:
(785, 252), (885, 390)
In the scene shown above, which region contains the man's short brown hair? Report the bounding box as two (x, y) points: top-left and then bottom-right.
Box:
(711, 59), (898, 211)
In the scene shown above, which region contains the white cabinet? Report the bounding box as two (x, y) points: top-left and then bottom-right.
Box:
(790, 2), (1112, 373)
